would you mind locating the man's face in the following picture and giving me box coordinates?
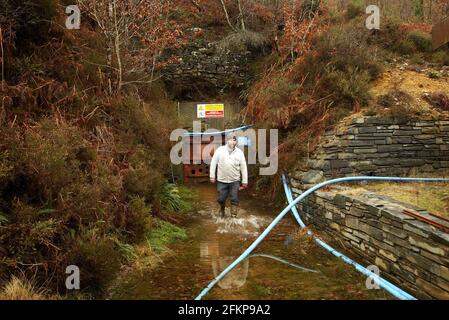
[227,138,237,149]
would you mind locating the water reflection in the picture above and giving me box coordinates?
[198,193,274,290]
[200,240,248,289]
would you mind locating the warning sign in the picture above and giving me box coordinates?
[197,104,225,118]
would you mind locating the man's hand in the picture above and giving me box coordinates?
[210,178,216,184]
[239,183,248,191]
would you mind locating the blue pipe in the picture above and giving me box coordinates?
[281,174,306,228]
[281,174,415,300]
[249,253,319,273]
[195,176,449,300]
[183,125,253,137]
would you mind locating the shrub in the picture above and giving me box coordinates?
[0,211,8,225]
[123,149,163,201]
[263,77,300,109]
[301,0,322,16]
[424,92,449,111]
[0,0,183,299]
[345,1,364,20]
[377,90,414,109]
[216,30,268,54]
[393,39,417,55]
[0,0,59,52]
[314,25,379,106]
[159,184,195,214]
[0,276,53,300]
[0,114,170,294]
[69,237,121,293]
[407,31,433,53]
[123,197,152,243]
[380,90,420,123]
[431,51,449,66]
[316,22,383,80]
[20,119,86,200]
[324,66,371,105]
[370,20,404,50]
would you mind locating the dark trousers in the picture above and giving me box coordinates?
[217,181,240,206]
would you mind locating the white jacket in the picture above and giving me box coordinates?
[210,145,248,184]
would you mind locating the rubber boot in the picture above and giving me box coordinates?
[218,204,225,218]
[230,205,239,218]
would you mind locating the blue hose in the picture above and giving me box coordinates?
[249,253,319,273]
[281,174,415,300]
[195,176,449,300]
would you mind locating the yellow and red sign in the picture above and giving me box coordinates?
[197,103,224,118]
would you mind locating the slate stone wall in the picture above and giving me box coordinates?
[290,115,449,299]
[289,187,449,299]
[162,41,252,98]
[300,117,449,183]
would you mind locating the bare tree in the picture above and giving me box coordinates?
[78,0,183,94]
[237,0,246,31]
[0,27,4,91]
[220,0,236,31]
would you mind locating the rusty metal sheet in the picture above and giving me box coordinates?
[182,139,216,181]
[432,16,449,50]
[402,209,449,233]
[183,163,210,182]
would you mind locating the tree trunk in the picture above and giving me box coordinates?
[113,0,122,93]
[0,27,4,91]
[237,0,246,31]
[107,1,114,95]
[220,0,235,31]
[0,27,4,124]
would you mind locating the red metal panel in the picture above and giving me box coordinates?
[402,209,449,233]
[182,139,220,181]
[432,17,449,50]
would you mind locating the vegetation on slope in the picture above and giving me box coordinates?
[0,0,193,298]
[242,0,449,179]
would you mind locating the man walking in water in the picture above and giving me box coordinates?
[210,136,248,218]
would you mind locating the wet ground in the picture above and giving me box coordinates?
[112,184,393,300]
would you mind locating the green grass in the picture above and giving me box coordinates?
[370,183,449,219]
[251,284,273,297]
[115,241,139,263]
[0,212,8,225]
[159,183,195,214]
[146,219,187,252]
[347,182,449,219]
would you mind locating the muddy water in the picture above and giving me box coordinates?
[113,184,393,300]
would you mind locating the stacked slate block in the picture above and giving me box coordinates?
[290,115,449,299]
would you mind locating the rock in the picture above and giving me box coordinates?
[409,236,446,256]
[416,278,449,299]
[301,170,324,184]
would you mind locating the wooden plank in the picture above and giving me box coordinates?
[432,16,449,50]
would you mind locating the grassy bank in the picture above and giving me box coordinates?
[0,0,190,298]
